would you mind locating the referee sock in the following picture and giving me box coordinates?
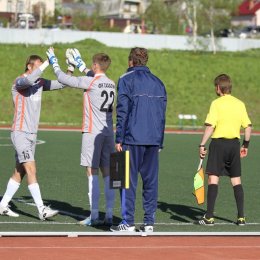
[103,176,115,219]
[0,178,20,208]
[88,175,100,220]
[233,184,244,218]
[206,184,218,219]
[28,183,44,213]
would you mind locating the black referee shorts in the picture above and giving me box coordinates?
[206,138,241,177]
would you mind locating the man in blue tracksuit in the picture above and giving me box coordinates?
[110,47,167,232]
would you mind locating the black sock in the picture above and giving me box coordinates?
[233,184,244,218]
[206,184,218,219]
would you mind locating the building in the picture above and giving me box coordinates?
[232,0,260,26]
[0,0,55,27]
[100,0,149,19]
[99,0,150,32]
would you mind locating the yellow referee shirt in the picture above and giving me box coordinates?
[205,95,251,139]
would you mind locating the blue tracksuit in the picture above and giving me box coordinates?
[116,66,167,225]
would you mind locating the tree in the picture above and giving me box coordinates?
[144,0,169,34]
[179,0,242,53]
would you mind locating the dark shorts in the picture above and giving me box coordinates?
[206,138,241,177]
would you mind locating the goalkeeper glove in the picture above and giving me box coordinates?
[65,48,76,72]
[46,47,60,73]
[71,48,87,73]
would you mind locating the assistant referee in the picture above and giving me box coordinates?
[195,73,252,226]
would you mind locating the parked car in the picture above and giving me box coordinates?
[18,13,36,29]
[203,28,234,38]
[216,28,235,38]
[238,26,260,39]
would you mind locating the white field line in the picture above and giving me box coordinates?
[11,199,260,226]
[1,220,260,226]
[0,137,45,147]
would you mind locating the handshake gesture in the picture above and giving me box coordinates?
[46,47,87,73]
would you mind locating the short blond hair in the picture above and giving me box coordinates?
[92,53,111,72]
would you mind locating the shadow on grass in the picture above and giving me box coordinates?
[11,196,121,231]
[157,201,234,223]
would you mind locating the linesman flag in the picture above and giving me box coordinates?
[110,151,130,189]
[193,158,205,205]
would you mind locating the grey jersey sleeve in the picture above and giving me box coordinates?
[15,68,43,90]
[55,69,93,90]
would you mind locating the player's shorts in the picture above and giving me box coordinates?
[11,131,36,163]
[206,138,241,177]
[80,132,114,168]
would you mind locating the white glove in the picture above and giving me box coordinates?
[70,48,87,73]
[46,47,60,72]
[65,48,76,72]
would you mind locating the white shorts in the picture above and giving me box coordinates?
[11,131,36,163]
[81,132,114,168]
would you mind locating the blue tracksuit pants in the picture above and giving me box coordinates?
[121,144,159,225]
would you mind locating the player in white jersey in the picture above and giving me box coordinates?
[47,47,115,226]
[0,55,62,220]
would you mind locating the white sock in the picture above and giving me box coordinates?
[88,175,99,220]
[28,183,44,213]
[0,178,20,207]
[104,176,115,219]
[88,175,93,208]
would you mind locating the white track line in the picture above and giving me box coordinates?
[1,231,260,237]
[0,246,260,249]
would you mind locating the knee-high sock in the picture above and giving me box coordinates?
[0,178,20,207]
[28,183,44,213]
[88,175,99,220]
[88,175,93,208]
[206,184,218,219]
[233,184,244,218]
[103,176,115,219]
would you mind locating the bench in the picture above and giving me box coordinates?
[178,114,197,129]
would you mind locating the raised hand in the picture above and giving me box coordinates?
[70,48,87,73]
[65,48,76,72]
[46,47,60,72]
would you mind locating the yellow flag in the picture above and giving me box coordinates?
[193,159,205,205]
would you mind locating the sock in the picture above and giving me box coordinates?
[206,184,218,219]
[88,175,93,208]
[233,184,244,218]
[28,183,44,213]
[0,178,20,207]
[88,175,99,220]
[103,176,115,219]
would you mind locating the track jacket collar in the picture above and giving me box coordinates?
[127,66,150,73]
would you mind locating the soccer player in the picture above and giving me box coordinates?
[110,47,167,232]
[195,73,252,226]
[46,47,115,226]
[0,55,62,220]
